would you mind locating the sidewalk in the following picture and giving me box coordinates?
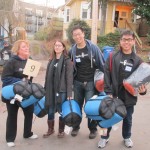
[0,93,150,150]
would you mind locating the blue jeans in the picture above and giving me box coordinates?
[73,80,97,131]
[101,106,134,139]
[48,92,66,121]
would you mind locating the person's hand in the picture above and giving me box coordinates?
[108,94,113,98]
[67,97,73,100]
[138,84,147,94]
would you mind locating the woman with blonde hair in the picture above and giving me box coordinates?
[1,40,38,147]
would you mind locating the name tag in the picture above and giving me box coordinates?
[76,58,81,63]
[125,66,132,72]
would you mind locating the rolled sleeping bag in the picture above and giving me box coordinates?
[2,84,15,100]
[98,98,127,128]
[62,100,82,127]
[94,69,104,92]
[20,83,45,108]
[84,92,115,120]
[1,81,32,101]
[34,96,47,118]
[123,62,150,96]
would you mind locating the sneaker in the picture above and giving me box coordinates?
[89,130,97,139]
[7,142,15,147]
[71,128,79,137]
[124,138,133,148]
[29,134,38,139]
[98,138,109,148]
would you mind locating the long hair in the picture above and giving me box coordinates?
[50,39,68,60]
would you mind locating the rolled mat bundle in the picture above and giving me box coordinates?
[2,81,45,108]
[34,96,47,118]
[61,100,82,127]
[123,62,150,96]
[84,92,127,128]
[94,69,104,92]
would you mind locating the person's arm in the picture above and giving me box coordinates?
[1,60,21,87]
[65,58,73,100]
[92,44,105,72]
[104,55,112,95]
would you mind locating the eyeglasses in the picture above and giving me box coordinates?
[121,38,134,42]
[54,44,63,47]
[73,33,83,38]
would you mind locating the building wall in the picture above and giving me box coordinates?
[63,0,136,40]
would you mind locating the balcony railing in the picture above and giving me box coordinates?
[25,11,33,16]
[26,19,33,24]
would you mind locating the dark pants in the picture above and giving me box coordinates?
[48,92,66,121]
[6,102,34,142]
[101,106,134,139]
[73,80,97,131]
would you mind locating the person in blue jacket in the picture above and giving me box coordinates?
[69,25,105,139]
[1,40,38,147]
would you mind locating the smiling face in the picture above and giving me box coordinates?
[54,41,65,56]
[72,28,85,45]
[17,42,30,59]
[120,35,135,54]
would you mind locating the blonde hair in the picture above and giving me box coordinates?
[11,40,30,54]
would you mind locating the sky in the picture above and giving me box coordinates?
[22,0,65,8]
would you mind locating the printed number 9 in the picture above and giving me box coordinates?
[30,65,35,72]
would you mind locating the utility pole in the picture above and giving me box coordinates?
[91,0,98,44]
[36,16,39,32]
[45,0,49,26]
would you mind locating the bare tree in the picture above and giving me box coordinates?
[0,0,21,43]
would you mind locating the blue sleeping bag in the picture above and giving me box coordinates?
[2,81,45,108]
[84,92,127,128]
[62,100,82,127]
[34,96,47,118]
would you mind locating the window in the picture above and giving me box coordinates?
[119,11,128,18]
[25,8,32,16]
[66,9,70,22]
[36,10,43,17]
[64,8,70,22]
[81,2,91,20]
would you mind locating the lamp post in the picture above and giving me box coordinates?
[91,0,98,44]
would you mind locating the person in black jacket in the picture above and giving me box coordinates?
[1,40,38,147]
[43,40,73,138]
[98,30,147,148]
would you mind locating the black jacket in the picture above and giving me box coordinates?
[104,50,143,106]
[1,55,28,87]
[44,55,73,110]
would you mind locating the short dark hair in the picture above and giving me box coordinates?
[71,25,84,34]
[120,30,135,39]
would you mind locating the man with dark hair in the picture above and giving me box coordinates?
[69,25,105,139]
[98,30,147,148]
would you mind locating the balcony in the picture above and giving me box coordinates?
[25,11,33,16]
[26,19,33,24]
[36,14,43,18]
[38,21,44,25]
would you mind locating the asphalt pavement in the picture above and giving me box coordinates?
[0,61,150,150]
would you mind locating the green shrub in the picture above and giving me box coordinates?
[97,30,121,50]
[34,28,48,41]
[66,19,91,44]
